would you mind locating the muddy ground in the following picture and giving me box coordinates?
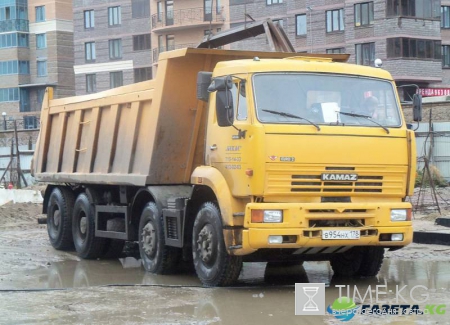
[0,190,449,324]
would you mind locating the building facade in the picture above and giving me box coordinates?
[229,0,445,100]
[150,0,230,68]
[0,0,74,125]
[73,0,153,95]
[73,0,230,95]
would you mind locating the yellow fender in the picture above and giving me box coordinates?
[191,166,247,227]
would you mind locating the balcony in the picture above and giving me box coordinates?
[152,43,198,63]
[0,19,29,33]
[151,7,225,32]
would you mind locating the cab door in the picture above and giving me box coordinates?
[205,80,252,196]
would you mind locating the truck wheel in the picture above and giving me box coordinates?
[47,187,75,250]
[139,202,179,274]
[192,202,242,287]
[72,193,107,259]
[357,247,385,276]
[330,247,363,277]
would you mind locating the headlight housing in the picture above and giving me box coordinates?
[390,209,411,221]
[251,210,283,223]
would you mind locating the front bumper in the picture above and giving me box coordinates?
[226,202,413,256]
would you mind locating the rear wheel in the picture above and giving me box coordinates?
[72,193,107,259]
[138,202,180,274]
[192,202,242,287]
[47,187,75,250]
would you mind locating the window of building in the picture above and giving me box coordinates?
[326,9,344,32]
[442,6,450,28]
[166,34,174,51]
[86,74,96,93]
[133,34,151,51]
[387,38,441,60]
[157,1,163,22]
[273,19,284,28]
[19,61,29,74]
[326,48,346,54]
[387,0,440,19]
[205,0,212,21]
[166,0,173,25]
[109,39,122,59]
[37,88,45,107]
[134,67,152,82]
[443,45,450,68]
[132,0,150,18]
[85,42,96,62]
[108,6,121,26]
[37,60,47,76]
[217,0,222,14]
[355,42,375,66]
[267,0,283,5]
[20,88,30,112]
[0,61,17,75]
[296,14,306,36]
[36,33,46,49]
[84,10,95,29]
[110,71,123,88]
[35,5,45,22]
[0,88,19,102]
[18,33,28,47]
[354,2,374,27]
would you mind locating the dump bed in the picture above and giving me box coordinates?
[33,48,348,186]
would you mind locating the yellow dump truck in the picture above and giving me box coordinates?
[33,48,418,286]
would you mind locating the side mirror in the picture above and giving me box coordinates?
[216,90,234,127]
[197,71,212,102]
[413,93,422,122]
[208,76,233,92]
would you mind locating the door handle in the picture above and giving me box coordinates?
[210,144,217,151]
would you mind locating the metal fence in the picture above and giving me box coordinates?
[415,122,450,181]
[1,116,40,131]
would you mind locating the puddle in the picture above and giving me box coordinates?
[1,258,450,324]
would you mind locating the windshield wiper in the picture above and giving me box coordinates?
[262,109,320,131]
[337,111,389,134]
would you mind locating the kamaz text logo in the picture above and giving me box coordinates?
[321,173,358,181]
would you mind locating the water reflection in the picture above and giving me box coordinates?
[1,259,450,324]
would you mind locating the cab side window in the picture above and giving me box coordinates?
[235,82,248,121]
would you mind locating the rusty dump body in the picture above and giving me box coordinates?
[33,48,348,186]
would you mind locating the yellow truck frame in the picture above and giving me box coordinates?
[34,48,416,286]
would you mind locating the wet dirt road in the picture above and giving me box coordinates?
[1,204,450,324]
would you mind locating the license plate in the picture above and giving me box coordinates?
[322,230,360,240]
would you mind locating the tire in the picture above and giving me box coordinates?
[357,247,385,276]
[47,187,75,250]
[330,247,363,277]
[138,202,180,274]
[192,202,242,287]
[72,193,107,259]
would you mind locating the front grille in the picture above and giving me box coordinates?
[291,174,383,193]
[266,164,406,196]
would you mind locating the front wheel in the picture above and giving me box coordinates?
[330,246,385,277]
[192,202,242,287]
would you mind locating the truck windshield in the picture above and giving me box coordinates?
[253,73,402,128]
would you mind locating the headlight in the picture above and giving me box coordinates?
[251,210,283,223]
[264,210,283,223]
[391,209,411,221]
